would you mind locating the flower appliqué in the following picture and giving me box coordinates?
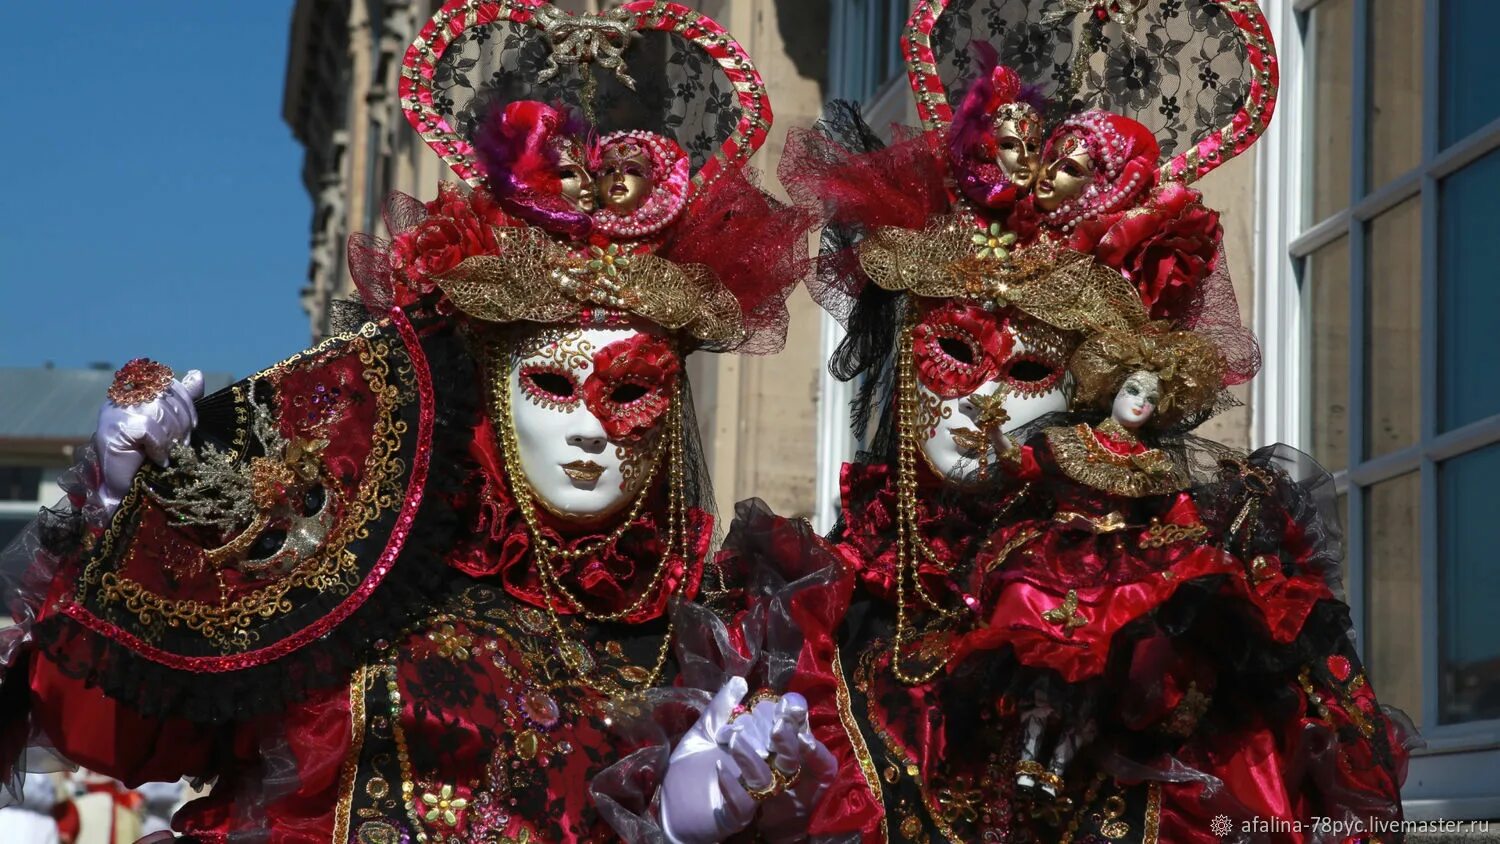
[427,623,473,661]
[971,222,1018,262]
[420,784,469,826]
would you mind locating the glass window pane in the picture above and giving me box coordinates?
[1366,472,1423,726]
[1439,149,1500,430]
[1440,444,1500,724]
[1308,0,1354,222]
[1368,0,1423,186]
[1365,198,1422,458]
[1441,0,1500,147]
[1304,237,1351,472]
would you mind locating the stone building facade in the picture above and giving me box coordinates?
[284,3,1500,824]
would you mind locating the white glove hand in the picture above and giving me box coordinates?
[719,693,836,844]
[660,677,760,844]
[94,369,204,514]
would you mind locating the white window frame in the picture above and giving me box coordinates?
[1257,0,1500,819]
[815,0,914,533]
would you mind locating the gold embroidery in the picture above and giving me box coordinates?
[440,227,747,348]
[832,646,888,839]
[1144,781,1163,844]
[981,526,1042,573]
[333,665,370,843]
[1046,424,1188,498]
[1142,518,1210,548]
[857,217,1147,330]
[427,623,474,661]
[1163,681,1211,737]
[1042,590,1090,637]
[1053,510,1128,534]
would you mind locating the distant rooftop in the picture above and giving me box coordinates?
[0,367,235,442]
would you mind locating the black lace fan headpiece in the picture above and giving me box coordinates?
[904,0,1278,185]
[400,0,770,194]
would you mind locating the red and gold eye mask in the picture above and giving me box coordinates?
[581,334,681,441]
[912,301,1013,398]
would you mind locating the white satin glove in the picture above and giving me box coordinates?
[720,692,837,844]
[660,677,760,844]
[93,369,204,514]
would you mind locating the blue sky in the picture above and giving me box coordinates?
[0,3,311,379]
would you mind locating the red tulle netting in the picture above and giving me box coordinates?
[657,167,814,355]
[778,118,952,323]
[347,171,811,355]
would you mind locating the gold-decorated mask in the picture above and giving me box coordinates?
[994,103,1043,191]
[554,139,595,213]
[1034,132,1096,212]
[597,145,654,215]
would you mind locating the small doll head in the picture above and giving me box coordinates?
[1035,111,1159,230]
[1112,370,1162,429]
[1069,327,1224,431]
[591,131,691,239]
[553,135,595,213]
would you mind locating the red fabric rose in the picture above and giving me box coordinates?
[1005,195,1046,246]
[390,184,502,291]
[1094,182,1223,322]
[581,334,682,441]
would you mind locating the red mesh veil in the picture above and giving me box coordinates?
[779,103,951,325]
[1181,244,1261,387]
[658,167,813,355]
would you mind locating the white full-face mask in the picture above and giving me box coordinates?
[507,324,680,522]
[911,301,1073,484]
[1111,370,1161,430]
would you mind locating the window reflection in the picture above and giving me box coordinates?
[1366,473,1423,726]
[1440,150,1500,431]
[1440,445,1500,725]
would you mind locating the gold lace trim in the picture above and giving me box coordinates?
[333,664,370,842]
[439,226,745,346]
[856,215,1147,332]
[1045,424,1187,498]
[832,646,888,840]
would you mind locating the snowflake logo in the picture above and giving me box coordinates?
[1210,814,1234,838]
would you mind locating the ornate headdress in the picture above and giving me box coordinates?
[905,0,1278,185]
[349,0,808,355]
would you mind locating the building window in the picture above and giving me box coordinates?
[816,0,912,533]
[0,466,42,502]
[1282,0,1500,814]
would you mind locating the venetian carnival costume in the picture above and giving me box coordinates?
[0,3,836,842]
[750,0,1415,841]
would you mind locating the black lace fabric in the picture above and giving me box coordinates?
[433,25,740,170]
[928,0,1253,160]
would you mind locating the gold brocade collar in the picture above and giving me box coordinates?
[1044,423,1187,498]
